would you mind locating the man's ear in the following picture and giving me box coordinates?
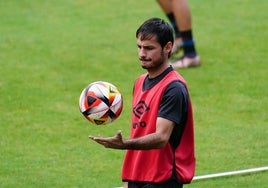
[164,41,173,54]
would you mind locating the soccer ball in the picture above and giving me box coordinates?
[79,81,123,125]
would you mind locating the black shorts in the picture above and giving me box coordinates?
[127,178,183,188]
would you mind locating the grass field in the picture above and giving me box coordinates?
[0,0,267,187]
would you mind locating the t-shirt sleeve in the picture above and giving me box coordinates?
[158,81,189,126]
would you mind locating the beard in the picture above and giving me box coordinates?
[141,50,165,70]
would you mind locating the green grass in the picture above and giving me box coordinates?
[0,0,267,187]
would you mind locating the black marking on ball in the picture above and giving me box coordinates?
[87,96,96,106]
[99,96,110,107]
[108,109,117,119]
[82,109,92,116]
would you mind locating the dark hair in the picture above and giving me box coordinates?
[136,18,174,49]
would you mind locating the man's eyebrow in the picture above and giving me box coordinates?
[137,43,154,48]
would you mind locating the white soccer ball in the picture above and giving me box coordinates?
[79,81,123,125]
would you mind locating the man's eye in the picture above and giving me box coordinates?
[146,47,153,50]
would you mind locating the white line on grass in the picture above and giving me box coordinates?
[193,166,268,180]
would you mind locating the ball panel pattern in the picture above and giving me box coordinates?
[79,81,123,125]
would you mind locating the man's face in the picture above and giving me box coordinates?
[137,35,166,70]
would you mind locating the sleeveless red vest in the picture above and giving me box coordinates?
[122,70,195,183]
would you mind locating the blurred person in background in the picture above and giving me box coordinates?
[157,0,201,68]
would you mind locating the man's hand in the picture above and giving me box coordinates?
[89,130,126,150]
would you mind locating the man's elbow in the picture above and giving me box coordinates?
[156,138,169,149]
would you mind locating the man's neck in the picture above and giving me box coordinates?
[147,62,170,79]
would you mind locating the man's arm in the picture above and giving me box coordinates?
[89,117,174,150]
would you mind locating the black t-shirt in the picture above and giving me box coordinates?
[143,66,189,148]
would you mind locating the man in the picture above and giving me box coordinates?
[90,18,195,188]
[157,0,201,68]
